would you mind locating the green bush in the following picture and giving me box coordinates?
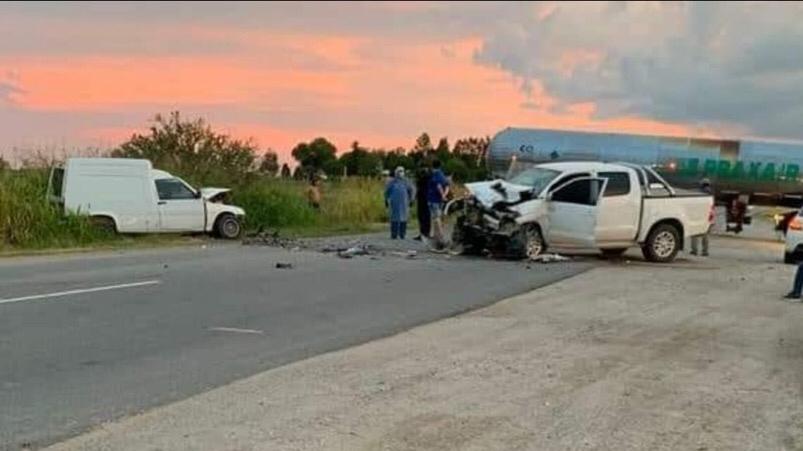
[232,177,387,231]
[0,169,116,250]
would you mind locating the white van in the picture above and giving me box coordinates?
[48,158,245,239]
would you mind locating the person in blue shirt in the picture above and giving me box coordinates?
[426,160,450,248]
[384,166,415,239]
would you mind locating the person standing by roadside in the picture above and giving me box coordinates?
[427,160,450,249]
[384,167,415,239]
[414,166,432,241]
[306,174,322,210]
[691,178,713,256]
[785,263,803,301]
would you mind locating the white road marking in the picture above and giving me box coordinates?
[208,327,264,335]
[0,280,161,305]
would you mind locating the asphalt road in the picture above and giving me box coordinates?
[0,241,591,450]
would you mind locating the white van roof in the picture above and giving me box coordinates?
[66,157,152,170]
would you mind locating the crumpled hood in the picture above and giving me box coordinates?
[464,180,532,208]
[200,187,231,200]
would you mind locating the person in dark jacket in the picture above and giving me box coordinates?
[414,167,432,241]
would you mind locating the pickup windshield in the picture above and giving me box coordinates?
[508,168,561,195]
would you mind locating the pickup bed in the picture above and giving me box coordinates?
[448,162,713,262]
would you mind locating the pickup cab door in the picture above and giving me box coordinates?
[544,177,607,249]
[596,171,640,243]
[154,178,206,232]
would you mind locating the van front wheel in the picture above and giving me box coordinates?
[215,214,242,239]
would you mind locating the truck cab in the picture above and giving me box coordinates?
[450,162,713,262]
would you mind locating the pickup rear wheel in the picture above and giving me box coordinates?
[642,223,680,263]
[215,214,242,239]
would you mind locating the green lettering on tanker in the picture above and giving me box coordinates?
[672,158,800,182]
[748,162,761,179]
[730,161,745,179]
[717,160,731,178]
[761,163,776,181]
[787,164,800,181]
[703,159,718,176]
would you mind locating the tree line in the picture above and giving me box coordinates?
[289,132,490,182]
[107,112,490,185]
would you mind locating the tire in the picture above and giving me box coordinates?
[90,216,117,234]
[509,224,545,260]
[641,223,680,263]
[601,248,628,258]
[785,252,796,264]
[450,217,483,256]
[215,214,242,239]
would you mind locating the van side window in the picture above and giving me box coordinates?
[599,172,631,197]
[551,179,604,206]
[155,179,196,200]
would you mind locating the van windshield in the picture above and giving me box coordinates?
[508,168,561,195]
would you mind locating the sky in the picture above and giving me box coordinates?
[2,1,803,163]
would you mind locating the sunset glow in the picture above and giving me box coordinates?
[2,1,801,162]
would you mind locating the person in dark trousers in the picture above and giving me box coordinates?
[691,178,713,256]
[414,167,432,241]
[785,264,803,301]
[427,159,450,249]
[384,167,415,239]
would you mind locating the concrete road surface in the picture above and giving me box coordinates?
[0,241,590,450]
[44,237,803,451]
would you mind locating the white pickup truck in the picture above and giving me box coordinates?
[48,158,246,238]
[449,162,713,262]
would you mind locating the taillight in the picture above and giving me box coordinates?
[790,217,803,231]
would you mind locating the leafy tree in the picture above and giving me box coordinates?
[445,158,469,182]
[381,147,414,173]
[0,156,8,171]
[339,141,383,176]
[280,163,292,178]
[112,111,257,186]
[435,137,450,154]
[291,137,338,178]
[257,150,279,176]
[413,132,433,154]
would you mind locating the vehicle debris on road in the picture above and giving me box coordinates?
[275,262,294,269]
[242,228,302,248]
[529,253,571,263]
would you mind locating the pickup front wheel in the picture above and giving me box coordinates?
[215,214,242,239]
[509,224,545,260]
[642,223,680,263]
